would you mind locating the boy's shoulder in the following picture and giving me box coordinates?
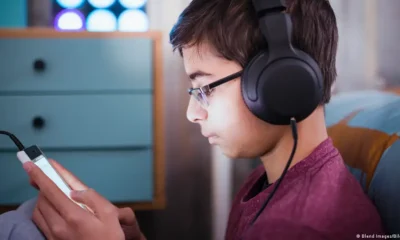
[299,158,384,236]
[258,151,384,238]
[230,141,385,239]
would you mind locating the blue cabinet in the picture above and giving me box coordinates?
[0,0,26,28]
[0,29,165,211]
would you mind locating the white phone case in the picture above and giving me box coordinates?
[17,150,88,210]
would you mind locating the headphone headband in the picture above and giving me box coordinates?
[253,0,293,56]
[252,0,287,13]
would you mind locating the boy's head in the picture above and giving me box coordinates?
[169,0,338,159]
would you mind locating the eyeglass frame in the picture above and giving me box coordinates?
[187,70,243,107]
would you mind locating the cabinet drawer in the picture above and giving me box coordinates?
[0,38,153,92]
[0,149,153,205]
[0,94,153,149]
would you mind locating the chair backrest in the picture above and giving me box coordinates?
[325,89,400,234]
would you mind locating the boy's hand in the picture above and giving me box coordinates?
[25,160,145,240]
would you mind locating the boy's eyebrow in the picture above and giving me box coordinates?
[188,70,212,81]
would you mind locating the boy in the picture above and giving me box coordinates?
[167,0,384,239]
[3,0,384,239]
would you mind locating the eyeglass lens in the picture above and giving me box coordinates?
[191,89,208,107]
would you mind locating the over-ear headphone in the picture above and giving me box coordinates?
[241,0,324,125]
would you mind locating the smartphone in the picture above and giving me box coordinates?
[17,145,88,210]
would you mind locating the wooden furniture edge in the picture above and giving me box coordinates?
[0,28,166,213]
[152,30,166,210]
[0,27,162,39]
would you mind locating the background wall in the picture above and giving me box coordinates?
[330,0,381,92]
[377,0,400,87]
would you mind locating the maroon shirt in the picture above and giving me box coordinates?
[226,138,384,240]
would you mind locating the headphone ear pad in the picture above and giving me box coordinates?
[241,50,323,125]
[241,51,275,122]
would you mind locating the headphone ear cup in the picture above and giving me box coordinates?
[242,50,323,125]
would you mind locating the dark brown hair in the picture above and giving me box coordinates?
[169,0,339,104]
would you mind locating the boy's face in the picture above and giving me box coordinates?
[182,43,283,159]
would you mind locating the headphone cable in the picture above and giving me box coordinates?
[0,130,25,151]
[249,118,298,226]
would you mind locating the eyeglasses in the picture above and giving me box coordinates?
[188,70,243,108]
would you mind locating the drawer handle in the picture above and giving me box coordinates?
[33,59,46,72]
[32,116,45,130]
